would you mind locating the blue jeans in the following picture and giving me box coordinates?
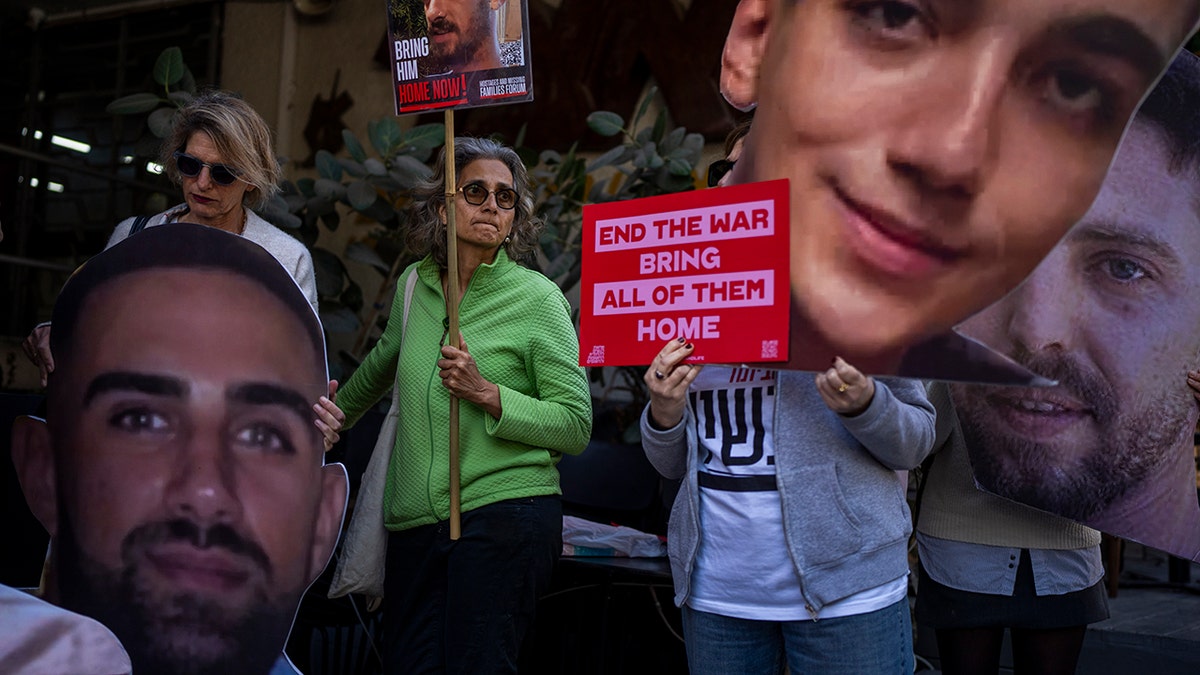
[381,496,562,674]
[681,599,914,674]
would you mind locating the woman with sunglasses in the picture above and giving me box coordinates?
[334,137,591,673]
[113,89,316,313]
[23,90,320,390]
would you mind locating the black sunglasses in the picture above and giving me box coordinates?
[707,158,736,188]
[459,183,518,210]
[173,151,243,186]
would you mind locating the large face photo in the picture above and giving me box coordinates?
[952,52,1200,560]
[720,0,1200,377]
[13,225,348,675]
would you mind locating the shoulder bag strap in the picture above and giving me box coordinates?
[128,214,152,235]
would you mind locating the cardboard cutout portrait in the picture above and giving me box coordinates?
[11,224,349,675]
[957,51,1200,561]
[386,0,533,113]
[713,0,1200,380]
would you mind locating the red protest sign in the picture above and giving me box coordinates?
[385,0,534,115]
[580,179,790,367]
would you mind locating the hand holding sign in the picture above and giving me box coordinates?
[644,338,704,429]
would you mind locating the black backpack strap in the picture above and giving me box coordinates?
[128,214,152,235]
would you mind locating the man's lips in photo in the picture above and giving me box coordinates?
[982,386,1096,441]
[428,20,456,38]
[143,542,258,594]
[834,186,968,280]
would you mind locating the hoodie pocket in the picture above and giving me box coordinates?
[786,463,863,567]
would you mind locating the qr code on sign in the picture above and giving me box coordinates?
[761,340,779,359]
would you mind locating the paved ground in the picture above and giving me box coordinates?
[917,542,1200,675]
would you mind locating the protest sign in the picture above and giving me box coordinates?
[580,179,790,368]
[385,0,533,114]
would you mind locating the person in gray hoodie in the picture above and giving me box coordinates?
[641,338,935,674]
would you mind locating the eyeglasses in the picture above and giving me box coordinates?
[459,183,518,210]
[173,151,243,186]
[707,158,736,188]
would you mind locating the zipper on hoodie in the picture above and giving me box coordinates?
[774,374,820,622]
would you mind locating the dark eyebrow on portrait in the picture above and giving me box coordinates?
[467,179,515,191]
[1069,223,1182,269]
[1047,15,1167,83]
[83,371,186,406]
[227,382,314,424]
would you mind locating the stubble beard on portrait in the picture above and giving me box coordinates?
[55,511,297,675]
[954,347,1191,522]
[426,3,493,72]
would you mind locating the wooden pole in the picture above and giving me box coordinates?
[444,111,462,540]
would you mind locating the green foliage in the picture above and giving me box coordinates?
[106,47,197,138]
[386,0,425,36]
[109,48,706,435]
[152,47,186,87]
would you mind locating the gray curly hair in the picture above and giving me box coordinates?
[160,90,281,210]
[407,137,542,268]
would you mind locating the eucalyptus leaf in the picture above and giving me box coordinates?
[364,157,388,176]
[147,107,177,138]
[588,180,611,204]
[153,47,185,86]
[655,169,696,193]
[347,180,379,210]
[587,111,625,137]
[667,156,692,177]
[641,142,662,169]
[375,174,403,192]
[403,123,446,150]
[633,87,657,127]
[257,202,302,230]
[313,178,347,200]
[586,145,627,173]
[105,93,162,115]
[311,247,347,298]
[369,117,403,156]
[342,128,367,162]
[306,195,336,216]
[167,90,194,107]
[321,209,341,232]
[390,155,434,185]
[315,150,343,181]
[296,177,316,198]
[662,127,686,153]
[178,66,198,95]
[284,194,306,212]
[339,158,367,178]
[651,109,667,144]
[345,241,391,273]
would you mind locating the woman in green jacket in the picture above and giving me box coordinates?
[336,137,592,673]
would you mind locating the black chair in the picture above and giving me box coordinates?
[520,438,686,674]
[557,438,666,533]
